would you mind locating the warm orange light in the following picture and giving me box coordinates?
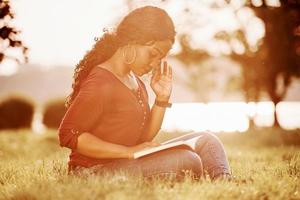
[162,101,299,133]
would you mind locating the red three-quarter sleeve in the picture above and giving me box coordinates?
[58,73,110,150]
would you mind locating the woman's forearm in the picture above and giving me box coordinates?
[76,132,131,159]
[139,103,167,142]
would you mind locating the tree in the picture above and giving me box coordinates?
[250,1,300,126]
[214,30,265,128]
[223,1,300,127]
[173,0,300,127]
[0,0,28,64]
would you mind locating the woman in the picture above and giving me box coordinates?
[58,6,231,181]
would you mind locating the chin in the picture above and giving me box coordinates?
[133,69,146,77]
[132,70,143,77]
[138,71,147,77]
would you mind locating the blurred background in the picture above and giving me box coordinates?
[0,0,299,134]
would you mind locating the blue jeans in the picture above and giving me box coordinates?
[70,131,231,181]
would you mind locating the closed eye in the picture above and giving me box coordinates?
[150,49,160,58]
[152,47,165,59]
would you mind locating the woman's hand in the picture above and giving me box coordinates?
[150,61,172,101]
[127,141,161,159]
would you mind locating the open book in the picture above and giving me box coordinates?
[133,135,203,159]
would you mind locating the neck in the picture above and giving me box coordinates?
[101,49,131,78]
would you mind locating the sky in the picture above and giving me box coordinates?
[0,0,265,75]
[0,0,126,75]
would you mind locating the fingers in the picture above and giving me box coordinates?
[144,141,161,147]
[151,60,172,84]
[159,75,171,83]
[168,65,172,79]
[150,141,161,146]
[151,67,160,83]
[163,61,167,75]
[151,63,161,78]
[162,61,172,79]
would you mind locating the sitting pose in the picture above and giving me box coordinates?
[58,6,231,181]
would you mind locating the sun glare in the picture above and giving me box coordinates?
[161,101,298,133]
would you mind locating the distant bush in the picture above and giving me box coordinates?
[0,95,35,130]
[42,98,66,129]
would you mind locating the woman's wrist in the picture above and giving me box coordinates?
[154,96,172,108]
[155,96,170,102]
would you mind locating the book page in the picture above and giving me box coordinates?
[183,135,203,149]
[133,135,203,159]
[160,131,195,145]
[133,140,184,159]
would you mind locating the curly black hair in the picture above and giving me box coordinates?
[65,6,176,108]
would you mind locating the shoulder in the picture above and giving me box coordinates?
[79,67,115,95]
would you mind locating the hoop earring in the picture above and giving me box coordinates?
[122,45,137,65]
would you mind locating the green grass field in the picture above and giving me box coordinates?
[0,128,299,200]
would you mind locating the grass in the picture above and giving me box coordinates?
[0,128,299,200]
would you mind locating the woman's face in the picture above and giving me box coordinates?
[130,39,173,76]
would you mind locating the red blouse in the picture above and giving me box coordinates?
[58,67,151,169]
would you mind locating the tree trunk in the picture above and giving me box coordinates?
[249,116,256,130]
[273,104,280,127]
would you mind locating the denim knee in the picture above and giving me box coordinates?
[196,132,222,148]
[203,131,221,141]
[172,149,204,178]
